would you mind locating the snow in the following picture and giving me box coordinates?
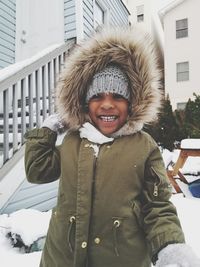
[0,209,51,266]
[89,144,100,157]
[0,209,51,246]
[1,147,200,266]
[0,43,63,84]
[171,194,200,256]
[181,138,200,149]
[162,148,174,167]
[79,122,114,156]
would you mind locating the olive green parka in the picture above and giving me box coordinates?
[24,27,185,267]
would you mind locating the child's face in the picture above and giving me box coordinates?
[88,93,129,136]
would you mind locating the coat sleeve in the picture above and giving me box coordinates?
[24,127,61,184]
[141,144,185,263]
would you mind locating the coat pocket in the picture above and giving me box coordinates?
[110,201,144,257]
[50,208,76,254]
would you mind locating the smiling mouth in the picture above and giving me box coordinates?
[98,115,118,122]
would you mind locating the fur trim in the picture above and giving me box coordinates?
[56,26,163,136]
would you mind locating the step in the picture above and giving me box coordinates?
[0,116,37,133]
[0,108,49,119]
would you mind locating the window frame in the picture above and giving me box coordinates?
[94,0,106,29]
[136,5,144,22]
[176,18,188,39]
[176,61,189,82]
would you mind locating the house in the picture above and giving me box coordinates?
[0,0,130,68]
[0,0,130,214]
[159,0,200,110]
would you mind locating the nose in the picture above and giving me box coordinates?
[100,95,115,110]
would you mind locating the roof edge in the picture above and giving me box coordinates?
[120,0,131,15]
[158,0,186,26]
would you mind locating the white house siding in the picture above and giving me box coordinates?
[64,0,76,40]
[163,0,200,109]
[83,0,94,38]
[102,0,129,26]
[0,0,16,69]
[78,0,130,40]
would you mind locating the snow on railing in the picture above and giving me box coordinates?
[0,40,75,168]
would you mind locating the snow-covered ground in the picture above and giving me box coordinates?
[1,146,200,267]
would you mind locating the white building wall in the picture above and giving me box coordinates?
[163,0,200,109]
[122,0,164,69]
[122,0,152,31]
[15,0,64,62]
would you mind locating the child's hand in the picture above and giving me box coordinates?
[155,244,200,267]
[41,113,65,133]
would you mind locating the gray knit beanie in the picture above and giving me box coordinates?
[86,64,130,103]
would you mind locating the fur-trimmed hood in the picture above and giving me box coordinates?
[56,26,163,137]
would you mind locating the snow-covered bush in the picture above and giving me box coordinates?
[0,209,51,253]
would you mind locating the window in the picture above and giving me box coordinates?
[136,5,144,22]
[94,1,105,29]
[177,102,187,110]
[176,62,189,82]
[176,18,188,38]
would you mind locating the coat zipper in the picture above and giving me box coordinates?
[150,166,161,197]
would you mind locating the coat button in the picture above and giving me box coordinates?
[81,241,87,248]
[94,237,101,244]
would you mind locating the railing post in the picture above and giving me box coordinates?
[49,59,55,114]
[28,73,34,130]
[36,68,42,127]
[12,83,18,152]
[42,64,48,120]
[3,89,9,163]
[21,78,28,144]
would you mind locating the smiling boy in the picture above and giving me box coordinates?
[87,65,130,136]
[24,27,200,267]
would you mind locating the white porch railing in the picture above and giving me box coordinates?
[0,40,75,170]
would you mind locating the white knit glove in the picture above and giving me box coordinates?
[41,113,65,133]
[155,244,200,267]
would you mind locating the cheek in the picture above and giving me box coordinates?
[122,111,129,121]
[88,103,96,116]
[121,104,129,118]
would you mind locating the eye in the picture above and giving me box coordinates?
[112,93,125,100]
[90,94,102,100]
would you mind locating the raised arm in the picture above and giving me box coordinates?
[24,114,65,184]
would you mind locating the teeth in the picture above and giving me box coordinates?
[100,116,117,122]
